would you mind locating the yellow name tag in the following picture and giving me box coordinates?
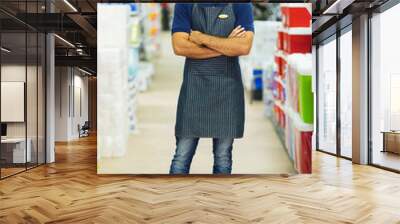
[218,14,229,19]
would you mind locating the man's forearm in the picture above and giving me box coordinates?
[197,32,253,57]
[173,36,222,59]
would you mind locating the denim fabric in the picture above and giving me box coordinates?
[212,138,234,174]
[169,137,234,174]
[169,137,199,174]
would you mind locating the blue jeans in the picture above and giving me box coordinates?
[169,137,234,174]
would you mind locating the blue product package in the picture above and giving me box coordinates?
[253,69,263,90]
[130,4,138,13]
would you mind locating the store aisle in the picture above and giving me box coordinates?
[99,32,295,174]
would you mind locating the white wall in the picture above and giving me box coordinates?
[71,73,89,138]
[55,67,89,141]
[1,66,26,139]
[1,65,38,138]
[55,66,69,141]
[1,63,46,164]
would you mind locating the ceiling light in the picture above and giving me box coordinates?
[63,0,78,12]
[78,67,93,76]
[54,34,75,48]
[76,49,85,55]
[1,47,11,53]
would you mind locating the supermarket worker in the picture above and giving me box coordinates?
[169,3,254,174]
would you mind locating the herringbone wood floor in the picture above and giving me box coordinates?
[0,135,400,224]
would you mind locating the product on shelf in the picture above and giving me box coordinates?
[277,28,285,51]
[286,107,313,173]
[140,3,161,60]
[268,3,313,174]
[280,4,312,54]
[286,55,299,112]
[283,28,312,54]
[286,53,313,118]
[274,51,287,78]
[252,69,264,100]
[127,4,141,134]
[281,3,312,28]
[129,4,140,45]
[296,55,313,124]
[263,64,276,117]
[274,100,286,129]
[299,131,312,173]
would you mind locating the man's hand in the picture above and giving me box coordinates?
[198,30,254,57]
[189,30,204,45]
[229,26,246,38]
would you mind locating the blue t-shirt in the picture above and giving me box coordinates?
[172,3,255,34]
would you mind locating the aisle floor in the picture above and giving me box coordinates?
[99,32,295,174]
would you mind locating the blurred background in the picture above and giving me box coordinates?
[96,3,313,174]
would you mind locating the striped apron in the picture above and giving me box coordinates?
[175,3,245,139]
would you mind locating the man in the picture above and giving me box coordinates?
[169,3,254,174]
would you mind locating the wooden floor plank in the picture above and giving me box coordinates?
[0,135,400,223]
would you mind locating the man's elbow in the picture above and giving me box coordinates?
[242,46,252,56]
[173,45,184,56]
[172,41,188,56]
[238,45,252,56]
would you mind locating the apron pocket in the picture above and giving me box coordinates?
[188,58,228,77]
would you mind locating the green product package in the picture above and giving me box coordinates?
[298,74,314,124]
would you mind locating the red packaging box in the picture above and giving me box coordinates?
[283,28,312,54]
[281,4,312,28]
[298,131,312,173]
[274,52,287,78]
[277,30,285,50]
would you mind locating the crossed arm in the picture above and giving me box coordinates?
[172,32,223,59]
[172,26,254,59]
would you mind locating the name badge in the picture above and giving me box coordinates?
[218,14,229,19]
